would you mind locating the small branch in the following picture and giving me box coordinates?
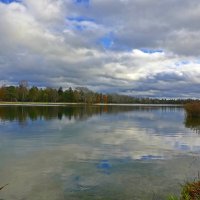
[0,184,8,191]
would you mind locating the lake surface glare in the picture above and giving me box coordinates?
[0,105,200,200]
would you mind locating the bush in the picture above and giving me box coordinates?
[184,102,200,118]
[168,180,200,200]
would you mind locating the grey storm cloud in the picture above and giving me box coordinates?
[0,0,200,98]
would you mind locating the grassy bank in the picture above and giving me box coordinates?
[184,102,200,117]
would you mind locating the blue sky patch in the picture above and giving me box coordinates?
[66,23,86,31]
[0,0,21,4]
[74,0,90,6]
[175,60,190,66]
[195,60,200,64]
[99,34,114,49]
[67,16,95,31]
[68,16,94,22]
[140,48,163,54]
[75,0,89,2]
[74,25,86,31]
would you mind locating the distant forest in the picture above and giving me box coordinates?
[0,81,198,104]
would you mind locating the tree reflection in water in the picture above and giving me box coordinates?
[0,105,181,126]
[184,102,200,134]
[185,115,200,134]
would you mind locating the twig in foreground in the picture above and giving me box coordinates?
[0,184,8,191]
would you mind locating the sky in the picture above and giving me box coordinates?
[0,0,200,98]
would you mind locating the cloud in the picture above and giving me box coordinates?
[0,0,200,98]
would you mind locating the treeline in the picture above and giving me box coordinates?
[0,82,199,104]
[107,94,199,104]
[0,82,108,103]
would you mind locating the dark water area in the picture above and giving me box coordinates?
[0,105,200,200]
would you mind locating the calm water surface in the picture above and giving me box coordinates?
[0,105,200,200]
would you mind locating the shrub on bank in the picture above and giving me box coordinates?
[184,102,200,117]
[168,180,200,200]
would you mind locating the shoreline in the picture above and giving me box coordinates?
[0,102,85,106]
[0,102,183,107]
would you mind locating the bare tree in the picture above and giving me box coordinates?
[19,80,28,102]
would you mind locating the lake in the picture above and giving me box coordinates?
[0,105,200,200]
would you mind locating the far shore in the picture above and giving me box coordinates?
[0,102,183,106]
[0,102,85,106]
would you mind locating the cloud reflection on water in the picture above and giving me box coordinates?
[1,105,200,199]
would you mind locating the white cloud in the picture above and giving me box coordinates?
[24,0,64,22]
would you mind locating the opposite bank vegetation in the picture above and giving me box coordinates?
[0,82,199,104]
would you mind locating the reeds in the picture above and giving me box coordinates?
[181,181,200,200]
[168,180,200,200]
[184,102,200,118]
